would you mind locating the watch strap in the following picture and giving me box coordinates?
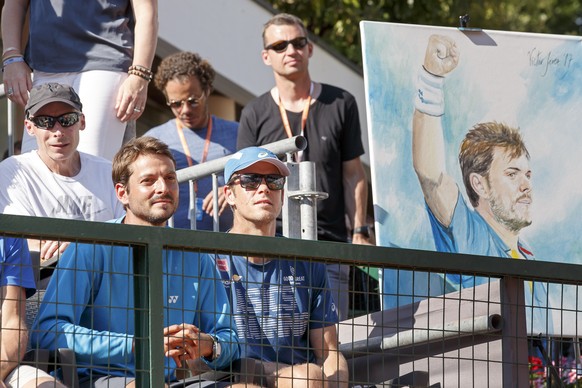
[353,225,371,238]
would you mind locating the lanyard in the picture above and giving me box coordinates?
[278,82,313,161]
[176,116,213,193]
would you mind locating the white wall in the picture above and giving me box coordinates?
[157,0,370,165]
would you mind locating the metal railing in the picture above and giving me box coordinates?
[2,213,582,386]
[1,84,18,158]
[175,135,326,240]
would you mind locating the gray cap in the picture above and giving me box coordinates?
[25,83,83,117]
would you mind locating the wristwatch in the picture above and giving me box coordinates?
[353,225,371,238]
[205,334,221,361]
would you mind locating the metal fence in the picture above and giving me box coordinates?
[2,213,582,387]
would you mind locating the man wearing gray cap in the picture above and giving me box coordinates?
[214,146,348,388]
[0,83,123,261]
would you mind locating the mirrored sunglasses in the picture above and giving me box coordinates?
[29,112,81,129]
[166,94,204,110]
[265,37,308,53]
[228,173,286,190]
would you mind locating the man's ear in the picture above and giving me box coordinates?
[79,113,86,131]
[115,183,129,206]
[262,49,272,66]
[307,42,314,58]
[470,173,488,198]
[224,184,236,207]
[24,120,35,136]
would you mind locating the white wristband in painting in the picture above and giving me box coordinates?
[414,66,445,117]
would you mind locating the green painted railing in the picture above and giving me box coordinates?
[2,213,582,386]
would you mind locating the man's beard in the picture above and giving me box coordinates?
[144,195,177,225]
[489,191,532,233]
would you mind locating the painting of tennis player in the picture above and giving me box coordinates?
[361,22,582,335]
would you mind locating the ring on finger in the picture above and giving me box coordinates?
[7,87,14,95]
[133,107,142,112]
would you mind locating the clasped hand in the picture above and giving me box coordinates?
[162,323,212,367]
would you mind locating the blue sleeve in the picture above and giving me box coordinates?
[1,237,35,296]
[309,262,339,329]
[426,195,493,288]
[31,243,134,365]
[197,254,240,369]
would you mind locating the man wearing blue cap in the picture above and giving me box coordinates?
[215,146,348,388]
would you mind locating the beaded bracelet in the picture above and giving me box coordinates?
[129,64,152,74]
[128,69,152,82]
[129,65,153,77]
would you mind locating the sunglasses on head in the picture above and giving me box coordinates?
[228,173,286,190]
[166,93,205,110]
[29,112,81,129]
[265,37,308,53]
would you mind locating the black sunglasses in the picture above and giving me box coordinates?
[228,173,286,191]
[265,37,308,53]
[29,112,81,129]
[166,93,205,110]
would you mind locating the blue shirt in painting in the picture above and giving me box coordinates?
[427,192,551,334]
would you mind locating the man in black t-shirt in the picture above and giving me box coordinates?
[237,13,372,321]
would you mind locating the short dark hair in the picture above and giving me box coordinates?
[112,136,176,188]
[459,122,529,207]
[262,13,308,48]
[154,51,216,95]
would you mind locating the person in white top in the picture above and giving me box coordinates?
[0,83,123,261]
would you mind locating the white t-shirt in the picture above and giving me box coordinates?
[0,151,123,221]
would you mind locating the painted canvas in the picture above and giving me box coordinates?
[361,21,581,336]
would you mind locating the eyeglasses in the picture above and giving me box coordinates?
[29,112,81,129]
[166,93,205,110]
[265,37,308,53]
[228,173,286,191]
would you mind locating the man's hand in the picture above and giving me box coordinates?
[423,35,460,77]
[162,323,213,367]
[40,240,70,263]
[352,233,373,246]
[202,188,228,217]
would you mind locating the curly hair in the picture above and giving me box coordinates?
[459,122,529,207]
[154,51,216,95]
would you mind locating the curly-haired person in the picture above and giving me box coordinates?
[144,52,238,231]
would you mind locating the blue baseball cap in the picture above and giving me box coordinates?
[224,147,290,182]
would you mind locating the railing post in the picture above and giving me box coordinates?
[134,243,165,387]
[7,98,16,157]
[189,181,196,230]
[212,173,219,232]
[286,161,328,241]
[501,276,529,386]
[283,161,300,239]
